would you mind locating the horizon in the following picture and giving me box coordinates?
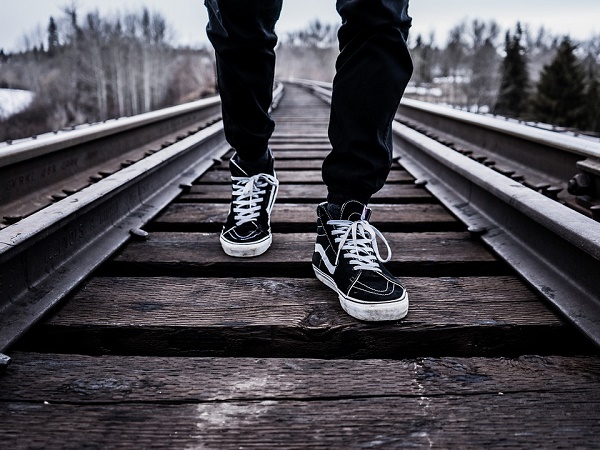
[1,0,599,52]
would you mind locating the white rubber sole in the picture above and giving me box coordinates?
[220,234,272,258]
[313,265,409,321]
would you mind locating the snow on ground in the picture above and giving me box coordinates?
[404,86,443,97]
[0,88,35,118]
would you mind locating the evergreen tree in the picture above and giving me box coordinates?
[47,17,59,56]
[586,74,600,132]
[530,37,587,128]
[494,23,529,117]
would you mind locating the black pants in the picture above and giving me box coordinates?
[205,0,413,204]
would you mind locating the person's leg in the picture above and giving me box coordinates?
[205,0,282,257]
[312,0,413,320]
[205,0,283,164]
[324,0,413,204]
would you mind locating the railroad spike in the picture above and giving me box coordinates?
[129,228,149,241]
[591,205,600,222]
[3,215,23,224]
[0,353,11,371]
[545,186,563,200]
[467,225,488,237]
[51,193,68,201]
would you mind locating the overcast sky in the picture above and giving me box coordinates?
[1,0,599,51]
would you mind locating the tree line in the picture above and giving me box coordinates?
[1,14,599,142]
[493,24,599,132]
[276,19,600,134]
[0,8,215,141]
[410,21,600,133]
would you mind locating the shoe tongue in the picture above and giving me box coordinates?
[340,200,370,222]
[230,151,274,177]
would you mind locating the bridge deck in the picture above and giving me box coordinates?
[1,84,599,448]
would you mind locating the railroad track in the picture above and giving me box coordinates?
[301,79,600,218]
[1,82,599,447]
[299,79,600,346]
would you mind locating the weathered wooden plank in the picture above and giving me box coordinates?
[1,394,598,448]
[213,159,326,170]
[269,137,330,145]
[220,149,331,161]
[271,132,329,138]
[179,184,433,203]
[149,203,463,233]
[108,232,502,277]
[18,276,591,357]
[270,143,332,151]
[197,169,413,184]
[2,353,599,402]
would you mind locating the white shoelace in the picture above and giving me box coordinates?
[231,173,278,226]
[329,219,392,272]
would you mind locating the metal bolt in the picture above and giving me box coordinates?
[568,173,593,196]
[591,205,600,222]
[414,179,428,187]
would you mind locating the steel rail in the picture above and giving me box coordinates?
[0,83,284,353]
[0,96,223,168]
[0,96,222,227]
[293,79,600,161]
[395,99,600,216]
[294,79,600,347]
[0,122,228,352]
[294,79,600,218]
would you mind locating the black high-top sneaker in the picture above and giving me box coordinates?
[312,200,409,321]
[220,153,279,257]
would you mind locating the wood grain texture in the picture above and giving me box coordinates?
[1,394,599,448]
[179,184,433,203]
[3,353,599,402]
[270,143,332,151]
[149,203,462,233]
[107,232,504,277]
[16,276,590,357]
